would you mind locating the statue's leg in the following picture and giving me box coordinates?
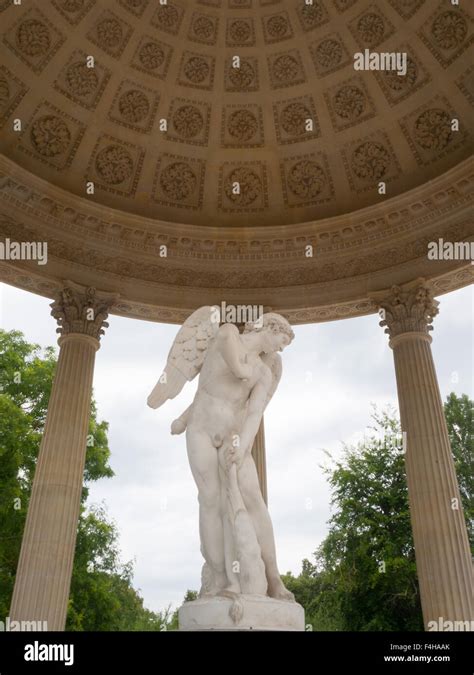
[238,455,295,601]
[219,465,241,594]
[186,426,227,594]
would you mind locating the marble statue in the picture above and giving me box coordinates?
[147,306,300,626]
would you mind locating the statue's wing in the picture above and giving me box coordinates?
[147,305,220,409]
[260,351,282,410]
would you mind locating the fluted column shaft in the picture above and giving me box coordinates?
[376,280,473,629]
[392,332,473,626]
[10,282,115,631]
[251,419,268,505]
[10,334,98,630]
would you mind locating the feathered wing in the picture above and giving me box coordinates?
[147,305,220,409]
[260,351,282,410]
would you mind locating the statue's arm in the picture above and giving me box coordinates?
[171,403,192,435]
[238,371,271,456]
[216,324,252,380]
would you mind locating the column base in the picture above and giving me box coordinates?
[178,595,305,631]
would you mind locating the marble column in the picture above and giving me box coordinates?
[374,280,473,628]
[252,419,268,505]
[9,283,116,631]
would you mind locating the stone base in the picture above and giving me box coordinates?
[178,595,305,631]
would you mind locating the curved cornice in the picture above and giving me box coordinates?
[0,154,472,324]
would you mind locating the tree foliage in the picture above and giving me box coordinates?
[0,329,172,630]
[444,392,473,551]
[285,396,472,631]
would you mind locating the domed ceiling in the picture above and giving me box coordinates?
[0,0,473,323]
[0,0,473,227]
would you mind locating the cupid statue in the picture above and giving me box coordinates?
[147,306,295,605]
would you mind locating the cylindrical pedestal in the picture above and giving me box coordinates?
[9,333,99,631]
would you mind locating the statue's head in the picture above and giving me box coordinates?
[243,312,294,354]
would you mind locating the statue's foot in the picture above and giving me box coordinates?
[199,566,228,598]
[267,578,295,603]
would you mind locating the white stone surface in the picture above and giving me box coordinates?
[179,595,305,632]
[148,307,297,604]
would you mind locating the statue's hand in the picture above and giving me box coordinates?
[171,418,186,435]
[224,443,246,469]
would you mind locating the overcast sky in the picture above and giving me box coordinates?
[0,282,472,614]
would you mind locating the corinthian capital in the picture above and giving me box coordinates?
[375,280,439,341]
[51,282,117,342]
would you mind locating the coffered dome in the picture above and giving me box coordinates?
[1,0,473,227]
[0,0,473,322]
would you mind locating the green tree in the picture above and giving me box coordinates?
[302,407,423,631]
[67,504,173,631]
[288,395,472,631]
[0,329,172,630]
[167,590,199,631]
[444,392,473,552]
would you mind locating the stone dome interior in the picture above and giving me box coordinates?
[0,0,473,229]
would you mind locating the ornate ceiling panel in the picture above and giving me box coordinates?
[0,0,473,228]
